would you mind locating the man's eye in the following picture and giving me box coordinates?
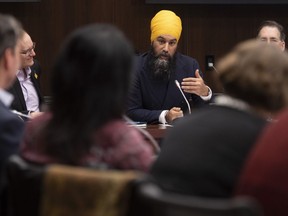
[169,41,176,46]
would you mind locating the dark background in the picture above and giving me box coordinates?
[0,0,287,95]
[146,0,288,4]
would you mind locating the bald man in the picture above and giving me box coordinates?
[126,10,212,124]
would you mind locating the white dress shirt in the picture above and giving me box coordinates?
[16,68,39,112]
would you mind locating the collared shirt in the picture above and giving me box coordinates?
[0,88,14,107]
[16,68,39,112]
[213,95,250,112]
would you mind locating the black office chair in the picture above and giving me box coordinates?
[129,180,262,216]
[6,155,143,216]
[6,155,45,216]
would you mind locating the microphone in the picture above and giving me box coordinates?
[174,80,191,114]
[11,110,32,119]
[208,62,218,73]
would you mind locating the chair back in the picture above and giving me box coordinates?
[6,155,45,216]
[6,155,143,216]
[40,164,141,216]
[130,181,262,216]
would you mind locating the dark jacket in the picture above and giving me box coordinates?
[150,105,267,198]
[126,52,206,124]
[0,100,24,213]
[8,60,43,115]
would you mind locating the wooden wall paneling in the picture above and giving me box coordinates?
[113,0,176,54]
[86,0,115,23]
[2,0,288,95]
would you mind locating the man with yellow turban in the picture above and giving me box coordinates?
[127,10,212,124]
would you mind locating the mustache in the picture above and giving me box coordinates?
[157,52,171,59]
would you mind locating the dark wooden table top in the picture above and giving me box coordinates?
[144,124,172,139]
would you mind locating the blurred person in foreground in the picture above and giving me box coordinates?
[0,13,24,213]
[235,109,288,216]
[150,39,288,198]
[126,10,212,124]
[20,24,154,171]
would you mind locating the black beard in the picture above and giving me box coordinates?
[148,50,175,80]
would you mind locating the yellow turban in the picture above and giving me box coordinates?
[150,10,182,43]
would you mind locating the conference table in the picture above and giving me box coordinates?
[128,122,173,149]
[145,124,172,141]
[138,124,173,149]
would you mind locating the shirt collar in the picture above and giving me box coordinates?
[213,94,250,112]
[16,67,32,80]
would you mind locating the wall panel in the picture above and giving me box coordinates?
[1,0,288,94]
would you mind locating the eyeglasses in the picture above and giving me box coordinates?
[20,42,36,56]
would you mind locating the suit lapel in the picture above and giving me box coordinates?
[30,69,43,104]
[12,78,27,110]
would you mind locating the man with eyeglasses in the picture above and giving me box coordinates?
[257,20,286,51]
[126,10,212,125]
[8,31,43,120]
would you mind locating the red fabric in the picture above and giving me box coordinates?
[235,109,288,216]
[20,112,154,172]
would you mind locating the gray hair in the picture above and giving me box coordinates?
[0,13,23,58]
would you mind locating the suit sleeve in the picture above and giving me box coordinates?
[0,114,24,195]
[0,116,24,161]
[126,57,162,124]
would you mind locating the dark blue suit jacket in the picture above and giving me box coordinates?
[0,100,24,211]
[126,52,206,124]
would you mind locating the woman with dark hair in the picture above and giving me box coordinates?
[20,24,154,171]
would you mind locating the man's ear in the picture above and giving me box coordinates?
[0,48,15,89]
[282,42,286,51]
[2,48,13,71]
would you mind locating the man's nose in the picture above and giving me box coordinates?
[30,49,36,56]
[163,42,169,52]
